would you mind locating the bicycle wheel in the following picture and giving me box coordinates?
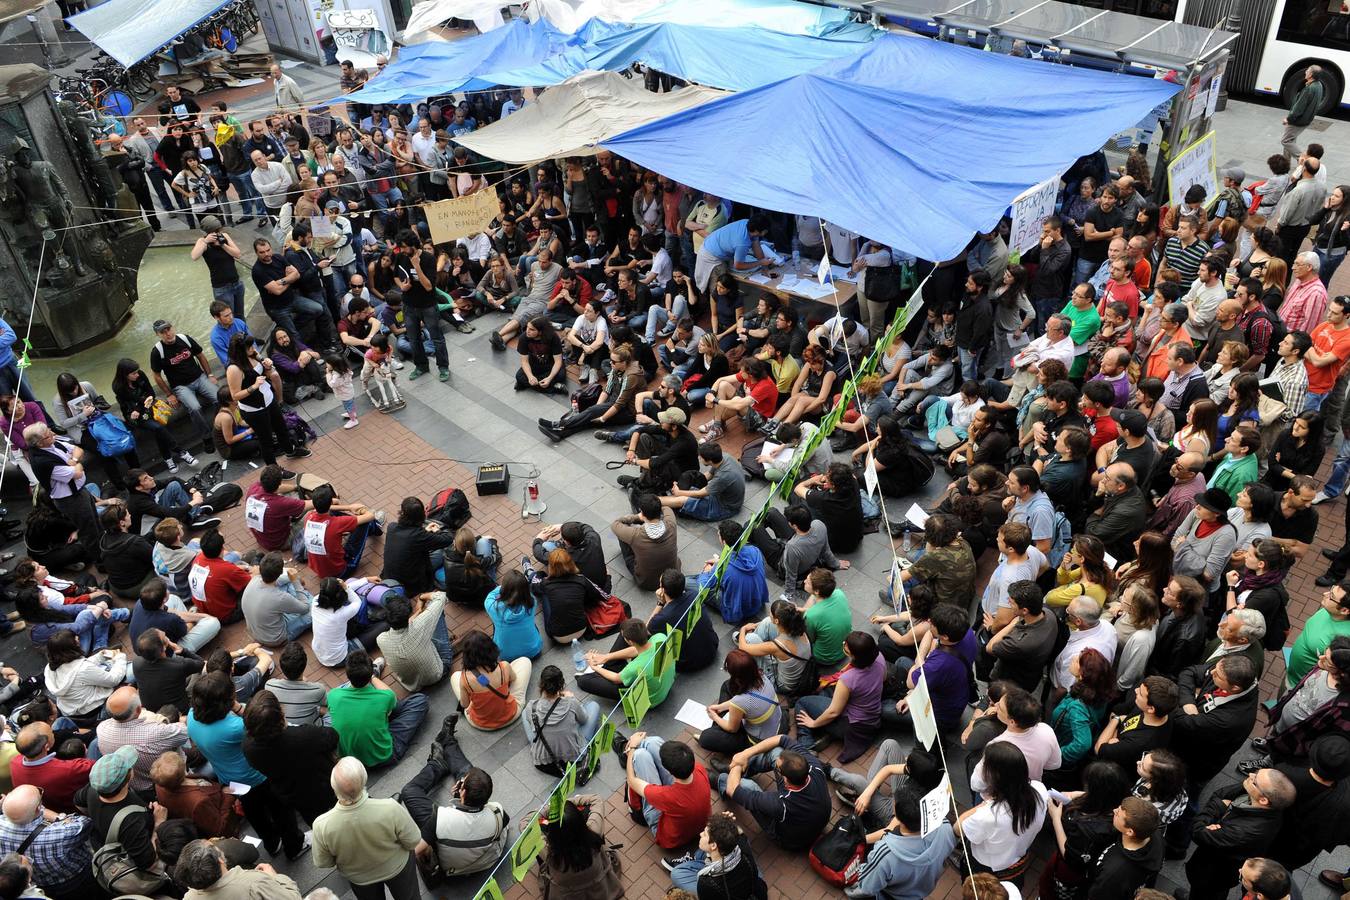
[100,89,134,117]
[127,63,155,99]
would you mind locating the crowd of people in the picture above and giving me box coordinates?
[0,48,1344,900]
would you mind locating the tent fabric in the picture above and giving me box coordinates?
[402,0,507,38]
[68,0,232,67]
[335,18,875,105]
[627,0,862,37]
[454,70,725,163]
[603,34,1178,262]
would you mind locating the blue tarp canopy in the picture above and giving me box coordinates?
[68,0,232,67]
[336,17,875,105]
[603,34,1179,261]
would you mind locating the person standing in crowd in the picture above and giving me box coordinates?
[1283,65,1326,160]
[313,756,422,900]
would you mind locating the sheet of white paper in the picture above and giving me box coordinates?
[817,255,832,286]
[864,452,879,498]
[674,698,715,732]
[920,774,951,837]
[889,559,906,615]
[908,670,938,750]
[1103,551,1118,570]
[777,275,801,291]
[905,503,929,529]
[241,835,263,848]
[746,273,772,285]
[830,264,857,284]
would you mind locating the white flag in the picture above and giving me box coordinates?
[816,255,831,286]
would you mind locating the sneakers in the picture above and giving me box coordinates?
[617,475,638,488]
[278,469,297,481]
[286,832,313,862]
[1317,572,1344,587]
[661,851,697,871]
[1312,491,1336,505]
[578,368,591,385]
[455,320,475,334]
[372,656,386,677]
[193,517,223,531]
[706,756,731,778]
[1319,871,1349,891]
[594,430,614,442]
[439,369,450,383]
[611,731,630,766]
[343,416,360,429]
[408,368,430,381]
[489,332,506,351]
[1236,755,1273,775]
[834,786,860,807]
[1324,548,1340,560]
[391,358,405,370]
[285,447,312,459]
[373,509,388,526]
[699,422,724,443]
[164,457,178,473]
[178,449,198,466]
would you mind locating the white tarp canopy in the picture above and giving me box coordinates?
[401,0,509,40]
[68,0,231,67]
[454,69,725,164]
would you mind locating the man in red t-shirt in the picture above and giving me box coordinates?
[1305,296,1350,408]
[1081,380,1120,452]
[702,357,777,443]
[619,731,711,861]
[11,722,94,813]
[300,484,385,579]
[189,530,254,623]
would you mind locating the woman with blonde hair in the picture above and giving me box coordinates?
[438,526,500,608]
[1259,257,1289,312]
[1111,583,1160,690]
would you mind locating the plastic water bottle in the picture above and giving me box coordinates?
[791,235,801,270]
[572,639,586,673]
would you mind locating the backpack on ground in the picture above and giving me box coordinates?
[282,408,316,447]
[809,813,868,887]
[427,486,471,530]
[201,481,243,513]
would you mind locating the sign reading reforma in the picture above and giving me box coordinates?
[1167,130,1218,210]
[1009,176,1059,255]
[424,189,500,245]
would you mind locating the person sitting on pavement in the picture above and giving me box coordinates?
[610,493,680,592]
[713,732,831,852]
[531,521,611,592]
[376,592,455,691]
[10,722,93,814]
[244,465,321,553]
[613,407,699,498]
[327,649,429,769]
[660,443,746,523]
[150,750,243,839]
[97,503,157,601]
[668,810,769,899]
[694,521,769,626]
[132,628,204,716]
[381,496,456,597]
[73,745,160,877]
[846,784,957,900]
[537,344,643,442]
[650,569,719,674]
[300,484,386,580]
[174,838,303,900]
[0,783,97,900]
[794,631,886,762]
[241,552,313,647]
[95,686,188,794]
[188,529,255,625]
[264,641,329,727]
[123,469,220,536]
[131,579,221,658]
[748,504,844,596]
[700,358,778,444]
[615,731,711,865]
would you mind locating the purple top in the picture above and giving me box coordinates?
[0,401,45,451]
[270,339,313,375]
[912,630,978,729]
[841,655,886,725]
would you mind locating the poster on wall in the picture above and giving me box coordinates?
[1166,131,1218,210]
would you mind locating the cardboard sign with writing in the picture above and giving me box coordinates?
[424,189,499,245]
[1167,130,1218,210]
[1009,176,1059,255]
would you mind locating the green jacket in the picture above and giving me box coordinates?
[1289,80,1325,127]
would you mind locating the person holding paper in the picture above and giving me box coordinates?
[901,604,977,734]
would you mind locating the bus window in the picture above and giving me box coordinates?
[1278,0,1350,51]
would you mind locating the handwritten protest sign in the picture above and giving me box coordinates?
[424,189,499,245]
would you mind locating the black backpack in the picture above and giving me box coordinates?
[427,487,471,530]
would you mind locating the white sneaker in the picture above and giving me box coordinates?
[373,509,388,526]
[343,417,359,429]
[578,368,590,384]
[391,358,405,370]
[164,457,178,473]
[178,449,198,466]
[1313,492,1335,505]
[372,656,386,676]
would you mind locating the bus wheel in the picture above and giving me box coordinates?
[1281,63,1343,115]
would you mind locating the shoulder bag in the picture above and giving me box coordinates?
[91,801,169,896]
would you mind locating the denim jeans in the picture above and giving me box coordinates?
[403,302,447,372]
[172,373,217,441]
[640,305,670,343]
[367,187,404,231]
[227,173,267,219]
[164,596,222,653]
[1318,248,1347,288]
[431,613,455,670]
[1307,391,1329,412]
[958,346,981,382]
[0,361,39,408]
[671,851,709,892]
[384,692,429,766]
[157,480,190,515]
[1324,432,1350,497]
[679,495,728,521]
[340,519,384,579]
[794,693,835,745]
[281,610,313,641]
[267,295,337,350]
[212,281,246,319]
[1072,255,1097,287]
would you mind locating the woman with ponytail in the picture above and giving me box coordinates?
[438,525,501,607]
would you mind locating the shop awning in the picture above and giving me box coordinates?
[455,69,725,163]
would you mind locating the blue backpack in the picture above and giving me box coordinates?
[87,413,135,457]
[1047,510,1073,569]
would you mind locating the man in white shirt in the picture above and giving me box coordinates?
[969,686,1062,789]
[457,231,493,269]
[1182,256,1228,339]
[249,150,294,223]
[988,313,1076,407]
[1051,597,1119,689]
[500,89,526,118]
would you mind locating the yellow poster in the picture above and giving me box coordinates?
[424,190,500,245]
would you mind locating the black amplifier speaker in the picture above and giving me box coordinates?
[476,463,510,496]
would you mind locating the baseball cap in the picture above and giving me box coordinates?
[657,408,686,426]
[152,319,172,333]
[89,745,139,794]
[1220,166,1245,183]
[1196,487,1232,515]
[1117,409,1148,438]
[324,200,343,211]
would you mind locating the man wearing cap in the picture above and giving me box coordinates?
[1171,487,1239,593]
[149,320,218,452]
[0,784,96,900]
[1215,167,1252,221]
[1267,736,1350,871]
[616,406,699,497]
[74,745,162,877]
[1094,407,1158,489]
[191,218,246,319]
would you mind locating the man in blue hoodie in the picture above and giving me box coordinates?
[847,785,956,900]
[697,521,768,626]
